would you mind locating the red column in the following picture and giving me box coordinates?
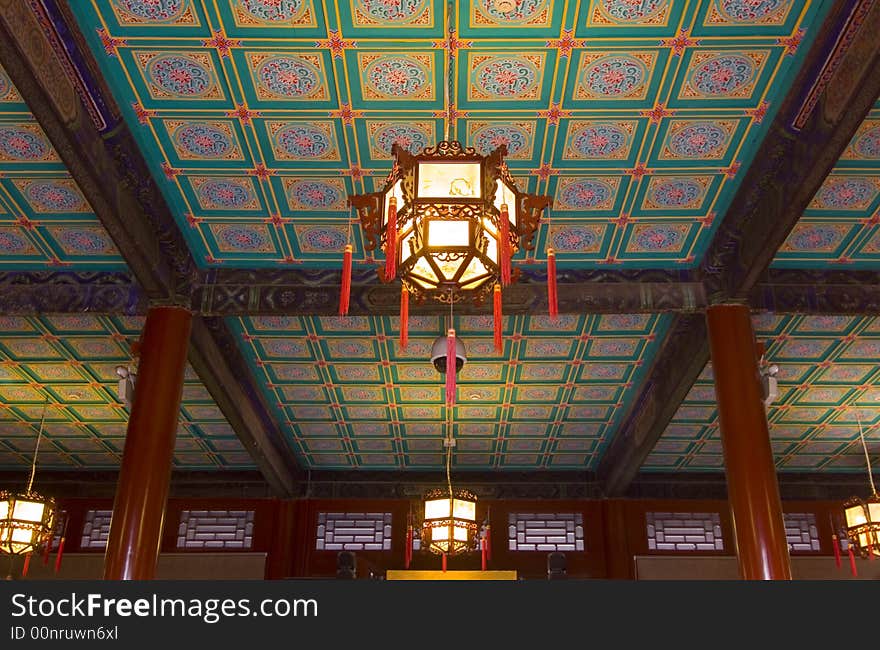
[706,304,791,580]
[104,306,192,580]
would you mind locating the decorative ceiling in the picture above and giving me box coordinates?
[772,100,880,269]
[0,314,254,470]
[71,0,830,269]
[0,63,125,270]
[643,313,880,472]
[230,312,669,469]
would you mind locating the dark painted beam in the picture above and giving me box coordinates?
[188,317,300,497]
[598,0,880,496]
[1,469,862,501]
[0,1,298,494]
[751,268,880,314]
[0,271,145,314]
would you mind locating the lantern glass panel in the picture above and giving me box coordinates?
[417,163,481,199]
[432,526,449,542]
[425,498,451,520]
[868,501,880,521]
[13,499,45,523]
[846,503,866,527]
[459,257,489,286]
[453,526,468,542]
[493,180,518,228]
[427,220,469,248]
[453,498,475,521]
[0,499,7,520]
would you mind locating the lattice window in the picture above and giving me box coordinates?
[507,513,584,552]
[176,510,255,550]
[646,512,724,552]
[784,512,820,552]
[81,509,113,549]
[316,512,392,551]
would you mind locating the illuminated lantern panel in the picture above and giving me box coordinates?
[0,491,57,556]
[421,488,479,556]
[844,494,880,558]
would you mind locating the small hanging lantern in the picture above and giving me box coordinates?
[0,491,56,556]
[843,494,880,558]
[420,487,479,556]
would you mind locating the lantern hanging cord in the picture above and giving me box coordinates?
[26,401,47,493]
[855,409,877,497]
[443,0,453,142]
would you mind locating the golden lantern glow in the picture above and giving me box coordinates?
[350,141,550,305]
[843,494,880,558]
[0,490,56,556]
[421,487,479,556]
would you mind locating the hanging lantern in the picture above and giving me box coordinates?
[421,487,479,556]
[0,490,56,556]
[843,494,880,558]
[350,141,549,306]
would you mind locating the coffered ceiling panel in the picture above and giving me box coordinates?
[643,314,880,472]
[0,314,255,470]
[0,63,125,270]
[772,100,880,269]
[230,312,671,470]
[71,0,830,269]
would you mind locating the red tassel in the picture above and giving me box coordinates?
[481,537,487,571]
[493,284,502,353]
[833,533,841,569]
[486,523,491,562]
[384,197,397,281]
[405,524,413,569]
[22,553,31,577]
[441,552,447,573]
[445,328,456,407]
[339,244,352,316]
[399,287,409,350]
[848,546,858,577]
[54,537,65,574]
[547,247,558,321]
[500,204,511,286]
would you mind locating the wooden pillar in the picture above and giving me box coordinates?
[265,499,298,579]
[104,306,192,580]
[706,303,791,580]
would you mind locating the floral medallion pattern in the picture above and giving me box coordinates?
[271,122,337,160]
[550,225,603,252]
[19,180,87,212]
[238,0,307,23]
[664,121,731,159]
[470,54,543,100]
[294,225,347,253]
[811,177,878,210]
[0,125,54,161]
[53,227,117,255]
[192,177,259,210]
[144,53,219,99]
[714,0,790,23]
[362,55,431,99]
[579,54,648,99]
[781,224,845,252]
[287,179,344,211]
[646,178,705,209]
[211,224,274,252]
[374,124,429,155]
[565,122,631,159]
[171,121,238,159]
[111,0,194,24]
[355,0,430,24]
[557,178,615,210]
[473,0,550,25]
[0,228,34,254]
[683,52,765,99]
[470,124,530,158]
[629,224,688,252]
[255,54,323,99]
[851,124,880,159]
[596,0,668,22]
